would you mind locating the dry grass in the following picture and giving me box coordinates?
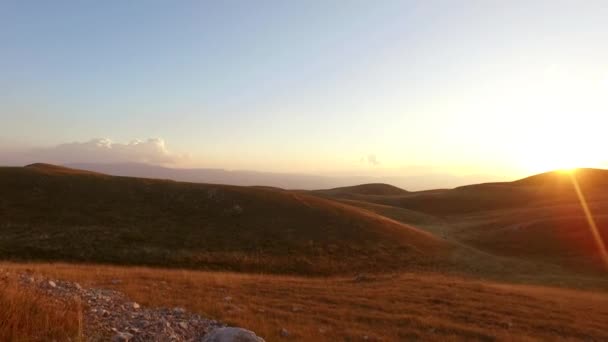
[3,262,608,341]
[0,271,81,341]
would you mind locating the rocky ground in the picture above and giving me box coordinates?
[17,273,264,342]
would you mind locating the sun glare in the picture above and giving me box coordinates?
[512,135,602,175]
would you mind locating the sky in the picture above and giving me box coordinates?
[2,0,608,184]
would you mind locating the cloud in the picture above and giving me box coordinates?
[365,154,380,166]
[0,138,187,166]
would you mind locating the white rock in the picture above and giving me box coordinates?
[202,327,265,342]
[48,280,56,288]
[132,302,140,309]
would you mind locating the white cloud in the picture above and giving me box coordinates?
[0,138,187,166]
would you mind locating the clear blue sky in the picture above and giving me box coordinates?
[2,1,608,176]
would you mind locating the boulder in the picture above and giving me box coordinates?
[202,327,265,342]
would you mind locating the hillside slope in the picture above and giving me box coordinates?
[316,183,408,196]
[315,169,608,274]
[316,169,608,216]
[0,164,451,274]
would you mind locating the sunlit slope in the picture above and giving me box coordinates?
[323,169,608,215]
[0,164,451,274]
[451,203,608,273]
[317,170,608,274]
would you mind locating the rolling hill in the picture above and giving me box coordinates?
[314,183,408,197]
[3,164,606,278]
[316,169,608,274]
[314,169,608,220]
[0,164,452,274]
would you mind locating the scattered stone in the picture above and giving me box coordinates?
[111,331,133,342]
[280,328,290,337]
[232,204,243,215]
[17,272,266,341]
[111,279,122,285]
[225,204,244,216]
[318,327,327,334]
[202,327,265,342]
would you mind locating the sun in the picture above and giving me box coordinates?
[515,146,599,175]
[512,131,604,174]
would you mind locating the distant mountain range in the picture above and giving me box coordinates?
[64,162,502,190]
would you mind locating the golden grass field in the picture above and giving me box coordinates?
[0,270,81,341]
[3,262,608,342]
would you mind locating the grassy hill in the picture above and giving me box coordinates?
[347,169,608,216]
[3,164,606,277]
[316,169,608,274]
[0,164,451,274]
[315,183,408,196]
[3,165,608,341]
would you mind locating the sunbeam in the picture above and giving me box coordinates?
[569,172,608,271]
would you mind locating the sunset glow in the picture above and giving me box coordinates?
[2,1,608,186]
